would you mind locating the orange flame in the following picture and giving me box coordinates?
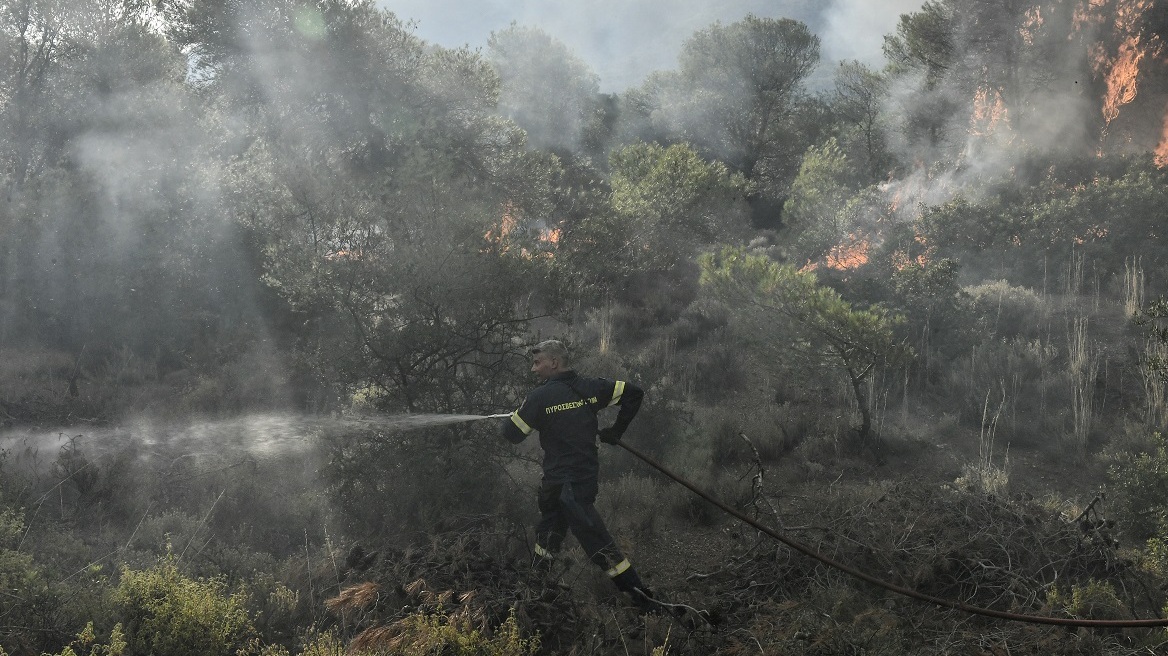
[484,203,519,245]
[1080,0,1159,127]
[1115,0,1152,33]
[891,234,931,271]
[969,86,1009,136]
[484,202,561,259]
[1100,35,1146,124]
[1020,6,1043,46]
[827,238,869,270]
[1073,0,1108,32]
[1153,110,1168,167]
[888,188,903,214]
[1074,226,1110,244]
[803,233,871,272]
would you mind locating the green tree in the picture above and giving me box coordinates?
[607,141,749,268]
[885,257,972,389]
[487,23,601,155]
[832,60,891,181]
[882,1,958,153]
[781,138,865,264]
[640,15,820,193]
[916,164,1168,282]
[883,1,954,86]
[0,0,75,182]
[223,1,558,413]
[0,0,281,420]
[882,0,1096,163]
[556,141,749,322]
[700,246,911,443]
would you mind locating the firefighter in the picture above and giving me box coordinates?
[501,339,656,610]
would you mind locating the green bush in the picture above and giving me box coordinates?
[1046,580,1127,620]
[938,336,1062,447]
[320,423,509,540]
[296,631,346,656]
[114,557,256,656]
[1106,432,1168,541]
[0,497,63,655]
[37,622,127,656]
[964,279,1048,339]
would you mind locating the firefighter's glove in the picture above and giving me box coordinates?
[598,427,622,445]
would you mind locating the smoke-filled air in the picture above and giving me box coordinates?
[3,0,1168,653]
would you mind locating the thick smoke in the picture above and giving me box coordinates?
[877,1,1119,213]
[487,24,600,153]
[0,5,291,421]
[819,0,926,66]
[378,0,916,92]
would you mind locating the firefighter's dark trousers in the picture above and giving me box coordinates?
[534,479,645,593]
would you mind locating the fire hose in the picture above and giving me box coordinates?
[614,439,1168,629]
[466,411,1168,626]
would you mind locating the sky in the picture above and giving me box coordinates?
[375,0,925,92]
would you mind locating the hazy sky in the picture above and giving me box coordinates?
[375,0,924,92]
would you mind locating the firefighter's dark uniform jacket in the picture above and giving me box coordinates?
[502,371,643,484]
[501,370,650,602]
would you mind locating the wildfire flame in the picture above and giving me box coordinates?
[804,233,871,272]
[969,86,1009,136]
[1079,0,1159,127]
[1099,35,1146,124]
[1074,226,1110,244]
[539,227,561,245]
[1154,112,1168,166]
[892,234,931,271]
[483,202,561,258]
[1072,0,1108,32]
[1020,6,1043,46]
[1115,0,1152,33]
[484,203,519,246]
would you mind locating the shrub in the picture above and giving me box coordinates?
[937,336,1062,447]
[1106,432,1168,542]
[37,622,127,656]
[320,422,509,541]
[297,631,346,656]
[114,557,256,656]
[1046,580,1127,620]
[965,280,1048,339]
[668,298,731,351]
[0,497,65,655]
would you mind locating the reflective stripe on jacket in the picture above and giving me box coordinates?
[501,371,643,483]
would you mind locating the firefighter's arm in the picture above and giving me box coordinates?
[600,379,643,442]
[501,399,538,444]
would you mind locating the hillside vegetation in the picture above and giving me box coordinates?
[3,0,1168,653]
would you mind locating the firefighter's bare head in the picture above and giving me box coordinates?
[530,340,569,381]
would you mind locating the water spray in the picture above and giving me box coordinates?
[340,412,512,432]
[0,412,516,469]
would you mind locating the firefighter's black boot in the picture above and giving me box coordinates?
[610,561,661,614]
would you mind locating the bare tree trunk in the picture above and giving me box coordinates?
[848,367,872,442]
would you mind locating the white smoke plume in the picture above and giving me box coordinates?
[377,0,920,92]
